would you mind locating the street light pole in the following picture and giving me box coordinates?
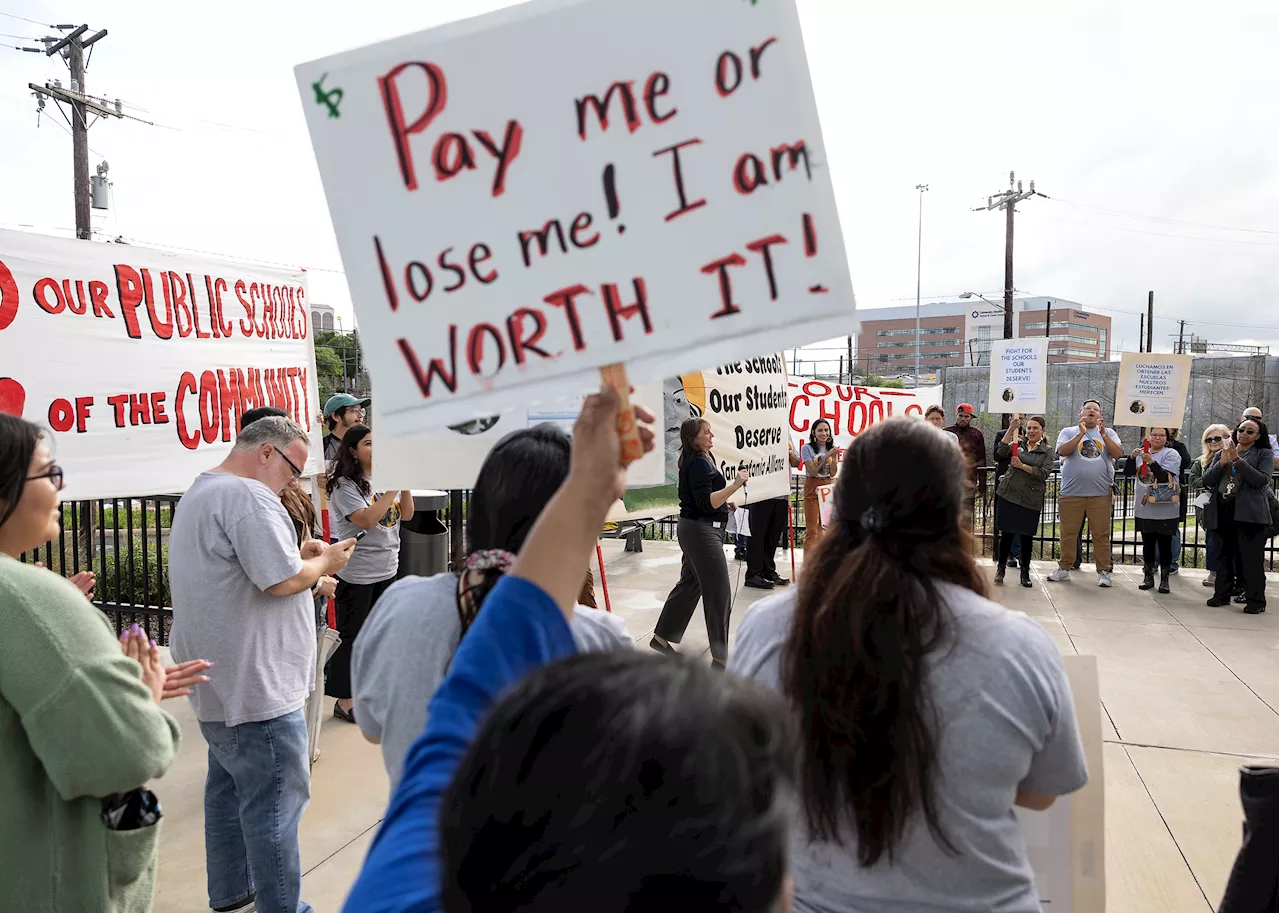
[914,184,929,388]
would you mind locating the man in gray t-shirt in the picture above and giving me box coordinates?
[1049,400,1124,584]
[169,417,354,913]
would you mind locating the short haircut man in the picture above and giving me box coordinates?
[169,414,352,913]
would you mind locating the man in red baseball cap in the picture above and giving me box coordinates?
[946,403,988,511]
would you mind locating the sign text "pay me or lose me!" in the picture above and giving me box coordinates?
[296,0,856,433]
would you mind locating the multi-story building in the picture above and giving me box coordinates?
[854,296,1111,376]
[310,302,337,332]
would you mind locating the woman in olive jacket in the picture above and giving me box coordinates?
[992,415,1054,587]
[1203,417,1275,614]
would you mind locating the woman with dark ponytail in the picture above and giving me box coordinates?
[350,425,631,790]
[730,417,1088,911]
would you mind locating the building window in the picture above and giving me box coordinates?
[874,326,959,337]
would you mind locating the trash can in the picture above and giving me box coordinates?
[398,490,450,579]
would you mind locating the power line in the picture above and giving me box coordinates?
[0,10,57,26]
[0,30,38,39]
[1041,194,1277,235]
[1036,212,1278,247]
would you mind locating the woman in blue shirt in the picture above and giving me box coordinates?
[341,389,794,913]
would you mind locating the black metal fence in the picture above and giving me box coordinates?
[19,471,1277,645]
[643,469,1280,573]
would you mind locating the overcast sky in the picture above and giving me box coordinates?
[2,0,1276,371]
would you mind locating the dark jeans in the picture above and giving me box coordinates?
[746,498,788,579]
[1214,518,1268,609]
[328,576,395,699]
[998,532,1032,569]
[1142,531,1174,569]
[200,710,313,913]
[655,518,732,662]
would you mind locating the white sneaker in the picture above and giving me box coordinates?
[1203,572,1217,587]
[1047,568,1070,582]
[1098,571,1112,588]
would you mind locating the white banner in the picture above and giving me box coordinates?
[1112,352,1192,429]
[787,378,943,454]
[372,382,665,490]
[0,229,322,499]
[295,0,855,435]
[988,338,1048,414]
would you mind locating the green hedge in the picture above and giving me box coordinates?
[99,543,171,607]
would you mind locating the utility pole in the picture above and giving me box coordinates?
[846,334,853,384]
[977,172,1041,341]
[1152,291,1162,353]
[29,24,118,239]
[28,23,115,576]
[1139,314,1145,352]
[914,184,929,388]
[1177,319,1186,355]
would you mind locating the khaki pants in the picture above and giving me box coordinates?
[1059,495,1114,571]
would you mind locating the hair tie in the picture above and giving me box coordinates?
[859,507,886,536]
[456,549,516,634]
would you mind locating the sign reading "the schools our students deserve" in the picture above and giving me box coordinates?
[988,338,1048,414]
[0,229,323,499]
[295,0,856,435]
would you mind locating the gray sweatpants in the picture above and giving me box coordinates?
[655,517,732,662]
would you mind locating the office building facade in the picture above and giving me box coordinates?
[854,296,1111,376]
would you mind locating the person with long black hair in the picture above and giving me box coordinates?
[0,414,181,912]
[351,424,632,790]
[342,388,794,913]
[993,415,1052,587]
[325,425,413,723]
[651,417,748,666]
[1124,426,1183,593]
[801,418,837,550]
[1204,417,1275,614]
[730,416,1088,912]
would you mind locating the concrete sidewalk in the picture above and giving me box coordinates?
[151,540,1278,913]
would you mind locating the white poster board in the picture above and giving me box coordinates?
[0,229,322,498]
[988,338,1048,414]
[1112,352,1192,429]
[372,381,664,490]
[295,0,855,435]
[787,378,943,453]
[1018,653,1107,912]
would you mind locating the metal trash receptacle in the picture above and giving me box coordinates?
[398,490,450,579]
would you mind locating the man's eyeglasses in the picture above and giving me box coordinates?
[28,465,65,491]
[273,447,304,478]
[1205,436,1224,443]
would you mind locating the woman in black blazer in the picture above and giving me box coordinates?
[651,418,749,666]
[1203,418,1275,614]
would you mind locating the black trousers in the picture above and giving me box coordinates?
[327,576,395,699]
[746,498,788,579]
[655,518,732,662]
[1214,517,1269,609]
[998,532,1032,569]
[1142,531,1174,569]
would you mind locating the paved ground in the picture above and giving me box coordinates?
[151,541,1278,913]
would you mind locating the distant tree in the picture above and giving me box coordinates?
[860,374,908,389]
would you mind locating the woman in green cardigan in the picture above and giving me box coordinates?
[0,413,183,912]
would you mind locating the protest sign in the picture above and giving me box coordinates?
[788,378,942,454]
[988,338,1048,414]
[1112,352,1192,429]
[0,229,321,499]
[1017,654,1106,912]
[372,381,665,491]
[295,0,855,436]
[624,355,791,516]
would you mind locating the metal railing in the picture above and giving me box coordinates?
[643,469,1279,572]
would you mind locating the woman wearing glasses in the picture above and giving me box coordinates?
[0,413,181,911]
[1203,418,1275,614]
[325,425,414,722]
[1189,424,1231,589]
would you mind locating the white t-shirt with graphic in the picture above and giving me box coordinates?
[1056,426,1123,498]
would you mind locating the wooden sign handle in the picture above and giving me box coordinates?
[599,363,643,466]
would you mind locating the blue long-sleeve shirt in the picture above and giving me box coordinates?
[342,576,577,913]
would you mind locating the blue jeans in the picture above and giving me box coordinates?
[1170,531,1182,569]
[199,710,313,913]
